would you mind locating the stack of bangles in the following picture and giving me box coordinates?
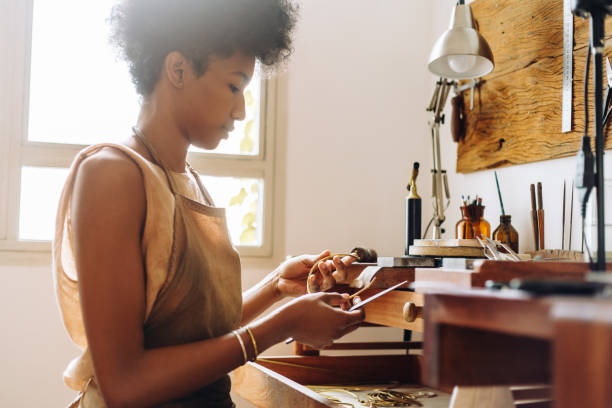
[232,327,258,364]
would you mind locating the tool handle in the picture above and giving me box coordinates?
[450,95,465,143]
[531,210,540,251]
[530,184,537,212]
[537,182,543,210]
[537,209,545,250]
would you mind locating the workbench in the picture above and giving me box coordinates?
[423,290,612,408]
[232,261,606,407]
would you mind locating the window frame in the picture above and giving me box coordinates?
[0,0,277,258]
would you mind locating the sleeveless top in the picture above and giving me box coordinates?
[52,132,243,408]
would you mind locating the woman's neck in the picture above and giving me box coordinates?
[136,98,190,173]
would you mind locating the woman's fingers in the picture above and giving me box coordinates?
[319,292,350,306]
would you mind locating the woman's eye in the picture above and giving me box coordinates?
[229,84,240,94]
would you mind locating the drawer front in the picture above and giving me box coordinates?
[360,289,424,331]
[232,355,423,408]
[232,362,333,408]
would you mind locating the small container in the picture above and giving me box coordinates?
[493,215,519,253]
[456,205,491,239]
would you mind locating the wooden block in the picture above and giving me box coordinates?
[456,0,612,173]
[339,264,416,289]
[409,246,485,258]
[415,261,594,290]
[413,239,482,248]
[377,256,437,267]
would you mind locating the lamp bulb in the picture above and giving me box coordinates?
[448,55,477,74]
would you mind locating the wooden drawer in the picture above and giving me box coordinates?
[232,354,450,408]
[360,289,424,332]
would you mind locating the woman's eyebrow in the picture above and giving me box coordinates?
[231,71,250,85]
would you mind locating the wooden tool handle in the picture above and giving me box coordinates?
[531,210,540,251]
[537,182,543,210]
[451,95,465,143]
[537,209,545,250]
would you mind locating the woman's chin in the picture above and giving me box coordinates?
[191,137,222,151]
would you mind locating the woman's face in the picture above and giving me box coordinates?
[179,52,255,150]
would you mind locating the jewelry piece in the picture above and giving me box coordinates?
[245,326,258,360]
[232,330,247,364]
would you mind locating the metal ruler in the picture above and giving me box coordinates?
[562,0,574,133]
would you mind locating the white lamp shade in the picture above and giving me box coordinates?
[428,4,494,79]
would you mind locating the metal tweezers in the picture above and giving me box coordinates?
[476,236,521,262]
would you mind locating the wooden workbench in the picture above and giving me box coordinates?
[423,290,612,408]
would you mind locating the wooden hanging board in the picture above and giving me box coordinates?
[456,0,612,173]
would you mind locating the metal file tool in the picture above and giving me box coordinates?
[348,280,409,311]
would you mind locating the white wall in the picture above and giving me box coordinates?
[284,0,435,256]
[0,259,81,406]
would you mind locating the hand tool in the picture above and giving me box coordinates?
[603,57,612,126]
[562,181,566,250]
[451,94,466,142]
[569,180,574,250]
[537,182,545,249]
[494,171,505,216]
[348,280,409,311]
[530,184,540,250]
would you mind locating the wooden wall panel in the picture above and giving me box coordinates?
[456,0,612,173]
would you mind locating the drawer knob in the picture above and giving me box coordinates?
[403,302,418,322]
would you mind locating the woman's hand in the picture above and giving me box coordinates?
[279,292,365,348]
[275,250,357,297]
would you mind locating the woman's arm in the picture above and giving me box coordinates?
[72,150,363,408]
[241,252,356,325]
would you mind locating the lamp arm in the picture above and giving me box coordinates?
[430,121,446,239]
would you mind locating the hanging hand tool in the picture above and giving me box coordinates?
[451,94,466,142]
[537,182,545,250]
[569,180,574,250]
[562,181,566,250]
[603,57,612,126]
[530,184,540,250]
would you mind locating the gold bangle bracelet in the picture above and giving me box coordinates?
[245,326,258,360]
[232,330,247,364]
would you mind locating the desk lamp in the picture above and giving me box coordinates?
[425,0,494,239]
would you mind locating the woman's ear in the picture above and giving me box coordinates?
[164,52,187,89]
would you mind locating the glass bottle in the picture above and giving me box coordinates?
[476,205,491,238]
[456,205,491,239]
[493,215,519,253]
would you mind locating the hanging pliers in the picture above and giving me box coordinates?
[602,57,612,126]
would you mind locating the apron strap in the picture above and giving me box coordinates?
[185,163,216,206]
[132,126,179,195]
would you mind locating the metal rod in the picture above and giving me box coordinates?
[591,14,606,271]
[562,180,566,250]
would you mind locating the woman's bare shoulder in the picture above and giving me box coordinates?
[72,146,146,224]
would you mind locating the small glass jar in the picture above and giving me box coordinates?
[456,205,490,239]
[493,215,519,253]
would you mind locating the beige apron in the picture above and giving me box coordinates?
[53,131,242,408]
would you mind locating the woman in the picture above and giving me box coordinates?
[52,0,364,407]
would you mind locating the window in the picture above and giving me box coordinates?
[0,0,276,257]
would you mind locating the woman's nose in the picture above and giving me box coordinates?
[231,94,246,121]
